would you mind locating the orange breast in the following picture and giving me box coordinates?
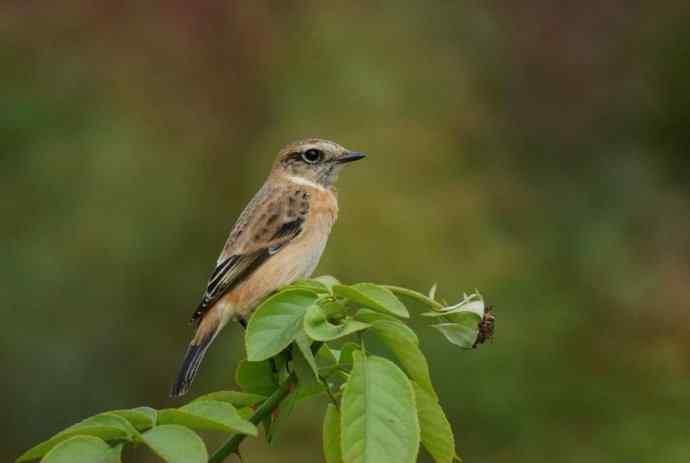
[219,186,338,322]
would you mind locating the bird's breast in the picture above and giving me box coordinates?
[290,187,338,275]
[223,188,338,321]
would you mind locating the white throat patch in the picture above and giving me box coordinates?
[283,174,329,193]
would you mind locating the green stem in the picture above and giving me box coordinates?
[322,377,339,408]
[383,285,445,310]
[208,342,324,463]
[208,372,296,463]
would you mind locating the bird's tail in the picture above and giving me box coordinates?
[170,317,220,398]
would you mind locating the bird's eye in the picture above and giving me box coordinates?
[301,149,323,164]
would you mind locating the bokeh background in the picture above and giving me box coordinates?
[2,2,689,462]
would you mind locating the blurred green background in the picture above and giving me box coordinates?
[3,2,690,462]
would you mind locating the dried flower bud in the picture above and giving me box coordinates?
[473,306,495,349]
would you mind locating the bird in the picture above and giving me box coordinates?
[170,138,366,397]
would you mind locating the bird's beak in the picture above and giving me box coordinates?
[336,151,367,164]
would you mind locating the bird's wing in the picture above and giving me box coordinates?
[190,184,311,323]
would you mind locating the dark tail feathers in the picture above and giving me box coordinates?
[170,332,215,398]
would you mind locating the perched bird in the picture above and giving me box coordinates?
[170,138,366,397]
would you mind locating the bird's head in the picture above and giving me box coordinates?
[272,138,366,188]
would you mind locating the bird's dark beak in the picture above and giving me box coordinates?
[336,151,367,164]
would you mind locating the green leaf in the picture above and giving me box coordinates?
[444,310,483,327]
[413,383,457,463]
[423,306,484,319]
[40,436,113,463]
[295,332,320,379]
[338,342,361,370]
[18,414,135,462]
[238,407,253,420]
[111,407,157,432]
[428,283,438,300]
[341,352,420,463]
[316,344,339,378]
[235,359,278,396]
[314,275,341,291]
[425,293,484,349]
[320,299,350,319]
[354,308,399,324]
[370,318,419,344]
[158,400,257,436]
[245,289,319,361]
[291,279,330,293]
[421,293,484,318]
[330,348,342,363]
[69,413,138,438]
[323,404,342,463]
[304,304,370,341]
[432,321,479,349]
[104,444,124,463]
[369,320,436,399]
[334,283,409,318]
[291,275,341,294]
[142,425,207,463]
[19,427,125,462]
[195,391,266,408]
[384,286,442,313]
[292,343,325,400]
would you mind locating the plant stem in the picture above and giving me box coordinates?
[208,342,323,463]
[208,372,296,463]
[383,285,445,310]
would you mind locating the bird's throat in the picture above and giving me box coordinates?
[282,174,330,193]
